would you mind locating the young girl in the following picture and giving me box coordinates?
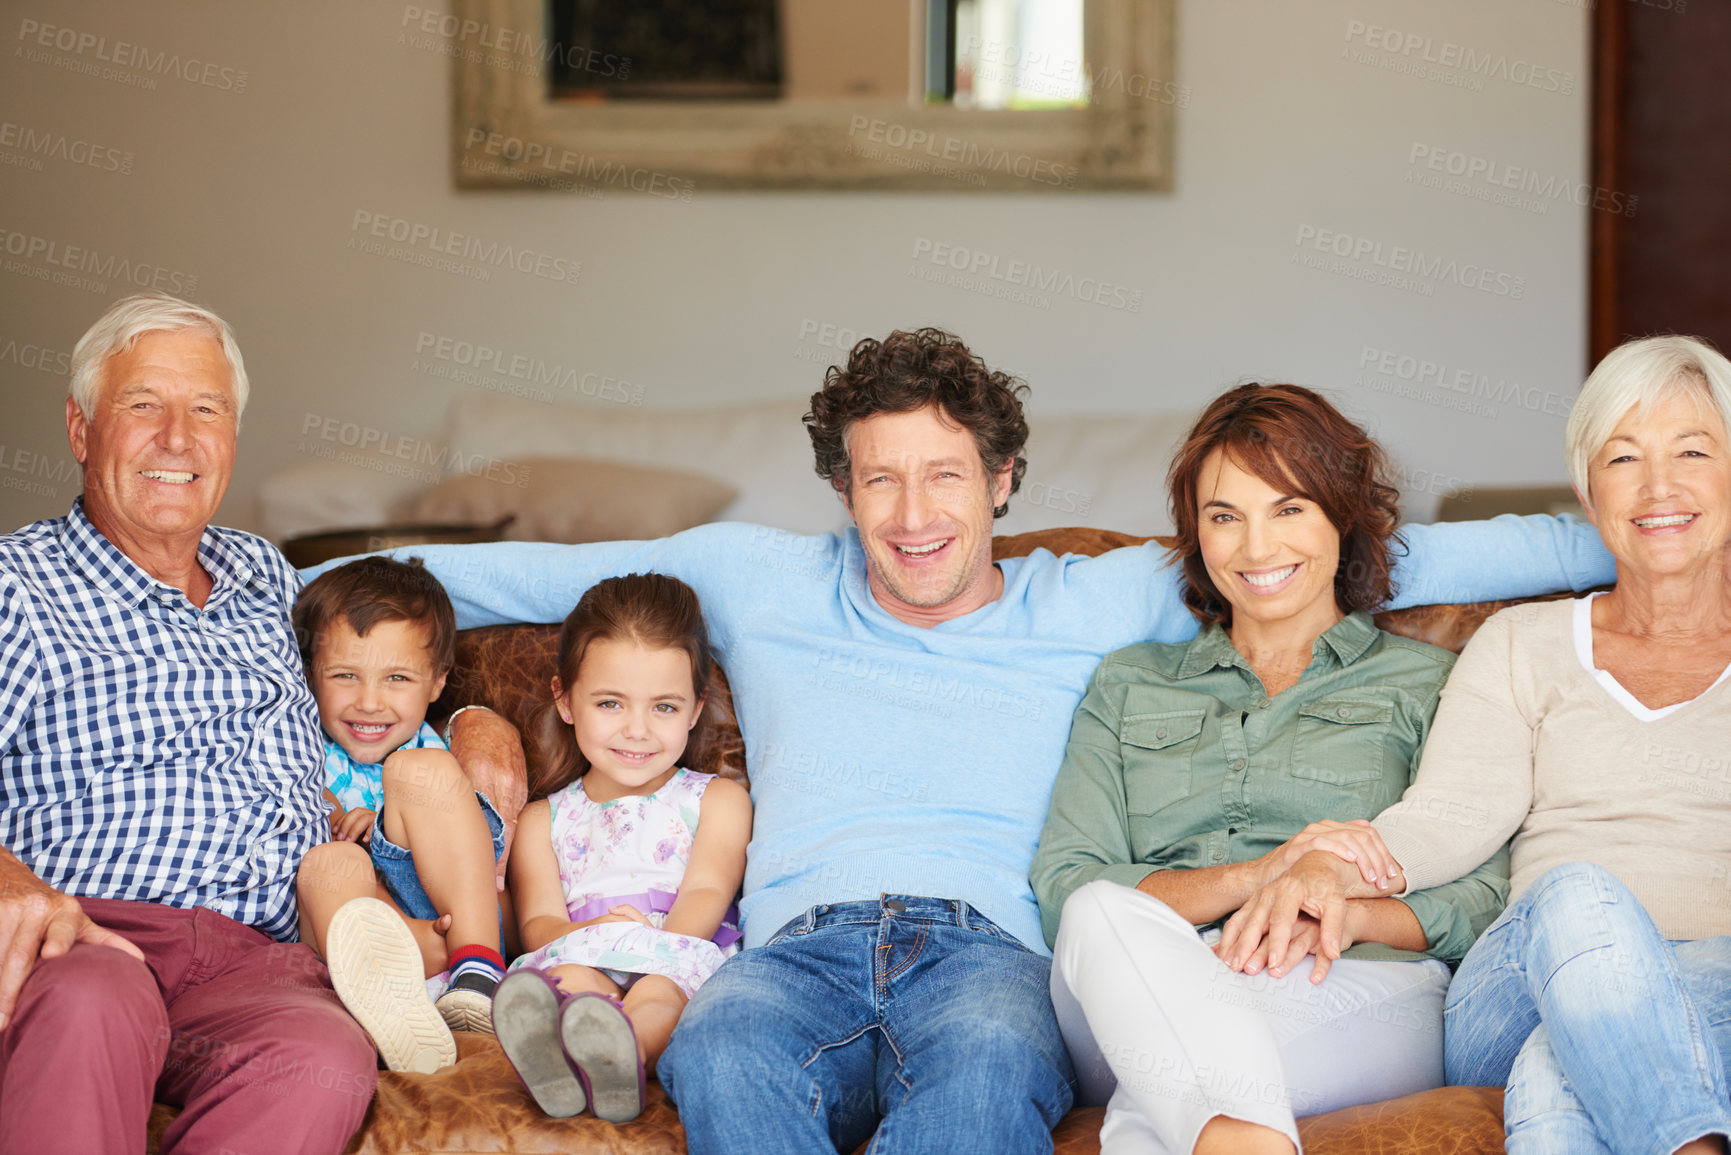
[492,573,752,1124]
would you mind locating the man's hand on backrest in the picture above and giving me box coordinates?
[0,850,143,1029]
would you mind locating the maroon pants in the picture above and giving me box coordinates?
[0,898,376,1155]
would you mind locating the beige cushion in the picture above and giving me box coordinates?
[411,457,738,543]
[442,395,848,535]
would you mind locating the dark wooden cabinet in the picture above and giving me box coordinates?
[1591,1,1731,361]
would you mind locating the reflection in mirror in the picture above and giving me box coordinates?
[546,0,1086,109]
[935,0,1088,109]
[550,0,783,100]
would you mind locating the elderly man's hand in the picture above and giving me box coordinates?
[448,707,529,889]
[0,850,144,1029]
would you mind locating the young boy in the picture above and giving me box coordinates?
[293,556,508,1074]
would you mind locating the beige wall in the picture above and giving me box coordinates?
[0,0,1590,538]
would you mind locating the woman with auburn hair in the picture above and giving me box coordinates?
[1031,383,1509,1155]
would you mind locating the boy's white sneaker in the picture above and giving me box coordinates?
[326,897,456,1074]
[436,970,500,1036]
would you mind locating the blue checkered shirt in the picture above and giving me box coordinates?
[0,499,326,941]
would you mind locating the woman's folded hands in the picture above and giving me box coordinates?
[1222,822,1413,984]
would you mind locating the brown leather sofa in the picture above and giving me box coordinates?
[148,526,1524,1154]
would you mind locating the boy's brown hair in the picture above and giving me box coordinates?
[293,556,457,676]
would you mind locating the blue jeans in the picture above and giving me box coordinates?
[658,895,1076,1155]
[1444,861,1731,1154]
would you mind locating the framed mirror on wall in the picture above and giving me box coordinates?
[450,0,1176,191]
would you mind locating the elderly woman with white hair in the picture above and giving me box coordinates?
[1220,335,1731,1154]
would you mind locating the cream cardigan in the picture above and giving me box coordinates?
[1375,597,1731,941]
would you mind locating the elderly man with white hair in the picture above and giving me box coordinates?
[0,294,376,1154]
[1221,334,1731,1154]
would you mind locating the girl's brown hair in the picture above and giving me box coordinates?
[1166,383,1404,627]
[529,573,717,799]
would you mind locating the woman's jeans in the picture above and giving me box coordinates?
[657,895,1075,1155]
[1445,862,1731,1154]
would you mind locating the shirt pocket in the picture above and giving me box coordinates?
[1119,707,1206,827]
[1289,693,1395,815]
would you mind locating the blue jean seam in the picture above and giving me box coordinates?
[800,1023,906,1127]
[878,925,928,985]
[810,915,882,931]
[969,917,1032,953]
[867,1024,922,1144]
[1532,940,1619,1005]
[801,1023,879,1073]
[801,1021,883,1124]
[767,914,879,948]
[1670,960,1726,1111]
[1445,954,1521,1019]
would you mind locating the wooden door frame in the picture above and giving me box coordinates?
[1588,0,1625,366]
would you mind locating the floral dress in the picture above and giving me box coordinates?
[508,768,739,998]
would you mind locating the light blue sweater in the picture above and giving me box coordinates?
[305,516,1613,953]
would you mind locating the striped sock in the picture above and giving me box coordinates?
[448,945,507,994]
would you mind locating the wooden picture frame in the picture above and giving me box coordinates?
[450,0,1176,192]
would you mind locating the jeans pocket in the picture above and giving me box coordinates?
[967,910,1035,953]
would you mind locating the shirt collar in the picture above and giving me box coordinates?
[60,496,256,608]
[1176,622,1246,678]
[1317,611,1380,666]
[196,523,265,604]
[1175,611,1380,679]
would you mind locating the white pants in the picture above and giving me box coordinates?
[1051,880,1451,1155]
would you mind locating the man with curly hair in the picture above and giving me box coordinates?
[802,328,1033,626]
[310,328,1616,1154]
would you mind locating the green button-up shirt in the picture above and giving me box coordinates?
[1030,612,1509,960]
